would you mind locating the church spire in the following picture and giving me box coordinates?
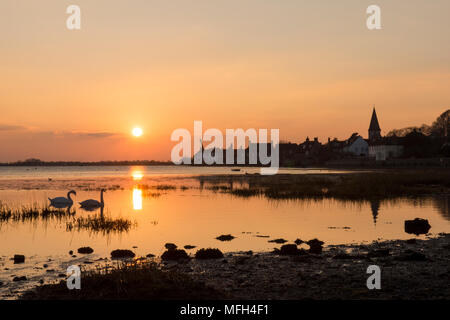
[368,107,381,141]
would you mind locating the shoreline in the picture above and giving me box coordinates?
[19,233,450,300]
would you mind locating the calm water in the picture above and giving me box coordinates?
[1,166,449,298]
[0,166,449,258]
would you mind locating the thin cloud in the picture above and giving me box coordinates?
[0,124,26,131]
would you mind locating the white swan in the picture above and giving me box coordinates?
[49,190,76,207]
[80,189,106,209]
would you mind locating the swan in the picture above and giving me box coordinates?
[49,190,76,207]
[80,189,106,209]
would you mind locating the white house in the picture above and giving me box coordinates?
[343,134,369,156]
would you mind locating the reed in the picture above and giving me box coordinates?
[66,214,136,235]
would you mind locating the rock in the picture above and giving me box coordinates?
[294,238,304,245]
[58,273,66,278]
[146,253,155,258]
[268,238,288,244]
[0,281,3,286]
[307,239,324,254]
[161,249,189,261]
[110,249,136,259]
[77,247,94,254]
[43,264,48,268]
[69,250,73,255]
[184,245,196,250]
[164,243,178,250]
[367,248,390,258]
[404,218,431,235]
[195,248,224,260]
[216,234,235,241]
[13,276,27,282]
[13,255,25,264]
[279,244,300,255]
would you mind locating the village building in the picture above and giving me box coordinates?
[367,108,403,161]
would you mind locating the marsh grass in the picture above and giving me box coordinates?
[21,260,224,300]
[66,214,136,235]
[0,202,73,223]
[197,170,450,200]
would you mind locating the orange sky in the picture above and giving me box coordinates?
[0,0,449,161]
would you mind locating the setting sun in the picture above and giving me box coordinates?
[132,127,143,137]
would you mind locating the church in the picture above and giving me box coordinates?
[367,108,404,161]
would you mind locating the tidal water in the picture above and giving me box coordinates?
[0,166,449,257]
[1,166,449,298]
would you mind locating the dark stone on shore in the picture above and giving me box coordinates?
[0,281,3,286]
[406,239,417,244]
[404,218,431,235]
[195,248,224,260]
[397,250,427,261]
[146,253,155,258]
[161,249,189,261]
[43,264,48,268]
[14,255,25,264]
[164,243,178,250]
[268,238,288,244]
[274,245,308,256]
[279,244,300,255]
[184,245,196,250]
[77,247,94,254]
[367,248,390,258]
[69,250,73,255]
[111,249,136,259]
[216,234,235,241]
[13,276,27,282]
[58,273,66,278]
[307,239,324,254]
[294,239,304,245]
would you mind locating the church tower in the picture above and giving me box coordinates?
[368,107,381,141]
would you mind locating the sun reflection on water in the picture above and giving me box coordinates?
[132,171,144,180]
[133,188,143,210]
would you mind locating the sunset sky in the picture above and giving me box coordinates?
[1,0,449,162]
